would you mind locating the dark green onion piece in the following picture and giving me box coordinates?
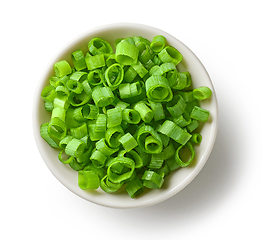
[96,138,119,156]
[131,61,148,78]
[187,119,200,132]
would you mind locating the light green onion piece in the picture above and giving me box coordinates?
[65,138,85,158]
[133,101,154,123]
[107,107,122,128]
[96,138,119,156]
[137,125,163,154]
[54,60,72,77]
[150,35,166,53]
[142,170,164,189]
[173,111,191,128]
[82,104,99,120]
[88,37,113,55]
[70,71,87,83]
[123,66,137,83]
[149,101,165,121]
[175,142,195,167]
[131,61,148,78]
[84,163,106,179]
[190,133,202,144]
[85,54,105,70]
[78,170,100,190]
[58,149,74,164]
[66,80,83,94]
[145,75,173,102]
[40,123,60,148]
[118,149,143,168]
[100,175,123,193]
[158,46,183,65]
[190,106,210,122]
[90,149,107,168]
[107,157,135,183]
[166,94,187,118]
[92,86,114,107]
[126,178,144,198]
[68,90,91,107]
[87,69,104,87]
[55,85,69,99]
[122,109,141,124]
[104,63,124,90]
[158,120,192,145]
[153,62,177,76]
[187,119,199,132]
[118,133,138,152]
[71,50,86,71]
[88,123,105,141]
[95,114,107,133]
[59,135,73,149]
[41,85,56,102]
[193,86,212,100]
[115,41,139,65]
[105,126,124,148]
[70,123,88,139]
[48,117,67,141]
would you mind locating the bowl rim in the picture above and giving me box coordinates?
[33,22,218,208]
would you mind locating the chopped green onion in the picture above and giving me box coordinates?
[150,35,166,53]
[54,60,72,77]
[78,170,100,190]
[40,34,212,198]
[193,86,212,100]
[118,132,138,152]
[190,106,210,122]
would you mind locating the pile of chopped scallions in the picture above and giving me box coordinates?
[40,35,212,198]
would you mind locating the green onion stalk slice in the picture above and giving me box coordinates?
[104,63,124,90]
[142,170,164,189]
[115,41,139,65]
[145,75,173,103]
[88,37,113,55]
[136,125,163,154]
[78,170,100,190]
[175,142,195,167]
[107,157,135,183]
[126,178,144,198]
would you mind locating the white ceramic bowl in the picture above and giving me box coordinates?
[33,23,218,208]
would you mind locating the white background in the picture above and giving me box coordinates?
[1,0,261,239]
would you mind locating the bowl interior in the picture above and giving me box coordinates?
[33,23,218,208]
